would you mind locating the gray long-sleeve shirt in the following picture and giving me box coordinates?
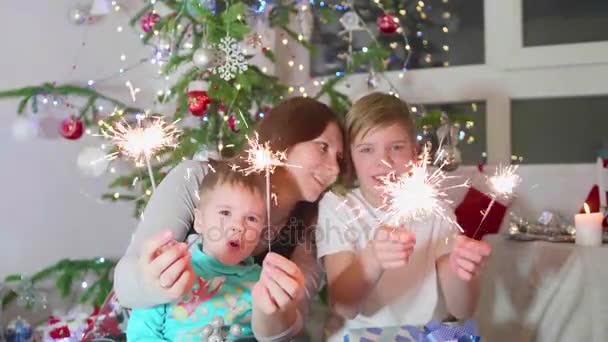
[113,160,322,341]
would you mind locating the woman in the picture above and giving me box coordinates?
[113,97,344,341]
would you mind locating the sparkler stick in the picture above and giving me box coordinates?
[472,165,521,239]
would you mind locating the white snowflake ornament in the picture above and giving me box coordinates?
[213,35,248,81]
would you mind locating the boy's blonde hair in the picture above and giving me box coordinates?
[342,92,417,187]
[199,159,265,205]
[346,92,416,144]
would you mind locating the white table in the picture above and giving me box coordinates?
[475,234,608,342]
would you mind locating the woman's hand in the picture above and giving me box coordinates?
[139,229,195,300]
[252,252,305,315]
[448,235,492,281]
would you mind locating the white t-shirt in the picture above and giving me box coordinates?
[316,188,456,341]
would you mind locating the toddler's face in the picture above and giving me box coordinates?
[195,183,265,265]
[350,122,416,207]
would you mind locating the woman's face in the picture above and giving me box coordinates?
[285,122,344,202]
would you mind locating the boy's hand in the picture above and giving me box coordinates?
[363,226,416,273]
[448,235,492,281]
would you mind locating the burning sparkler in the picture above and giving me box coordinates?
[100,112,181,191]
[472,164,521,239]
[378,151,469,232]
[238,133,293,251]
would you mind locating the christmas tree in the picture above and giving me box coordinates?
[1,0,472,313]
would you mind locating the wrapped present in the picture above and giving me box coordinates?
[35,306,93,342]
[81,290,128,341]
[345,320,480,342]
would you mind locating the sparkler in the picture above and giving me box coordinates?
[378,151,468,232]
[238,133,293,251]
[472,164,521,239]
[100,113,181,191]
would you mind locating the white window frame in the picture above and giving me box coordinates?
[283,0,608,165]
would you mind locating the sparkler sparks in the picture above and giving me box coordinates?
[488,165,521,200]
[240,133,288,175]
[472,164,521,238]
[125,81,141,102]
[100,113,181,191]
[377,152,468,232]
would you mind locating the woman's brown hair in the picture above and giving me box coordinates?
[250,97,345,259]
[255,97,344,151]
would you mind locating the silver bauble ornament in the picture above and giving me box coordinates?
[201,324,213,337]
[229,324,242,337]
[192,47,215,68]
[434,144,462,171]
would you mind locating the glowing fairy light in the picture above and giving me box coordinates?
[378,151,468,231]
[100,113,181,191]
[473,165,521,238]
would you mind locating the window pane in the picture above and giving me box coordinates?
[309,0,484,77]
[512,96,608,164]
[523,0,608,46]
[418,101,486,166]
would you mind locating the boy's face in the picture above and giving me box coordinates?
[194,183,265,265]
[351,122,415,207]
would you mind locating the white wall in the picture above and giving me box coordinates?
[0,0,154,320]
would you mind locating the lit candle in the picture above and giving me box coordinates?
[574,203,603,246]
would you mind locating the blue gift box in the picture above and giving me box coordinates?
[344,320,480,342]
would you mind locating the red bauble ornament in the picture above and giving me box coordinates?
[228,114,238,132]
[59,116,84,140]
[50,325,71,339]
[141,12,160,33]
[187,90,212,116]
[377,14,399,34]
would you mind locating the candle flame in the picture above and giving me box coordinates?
[584,202,590,214]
